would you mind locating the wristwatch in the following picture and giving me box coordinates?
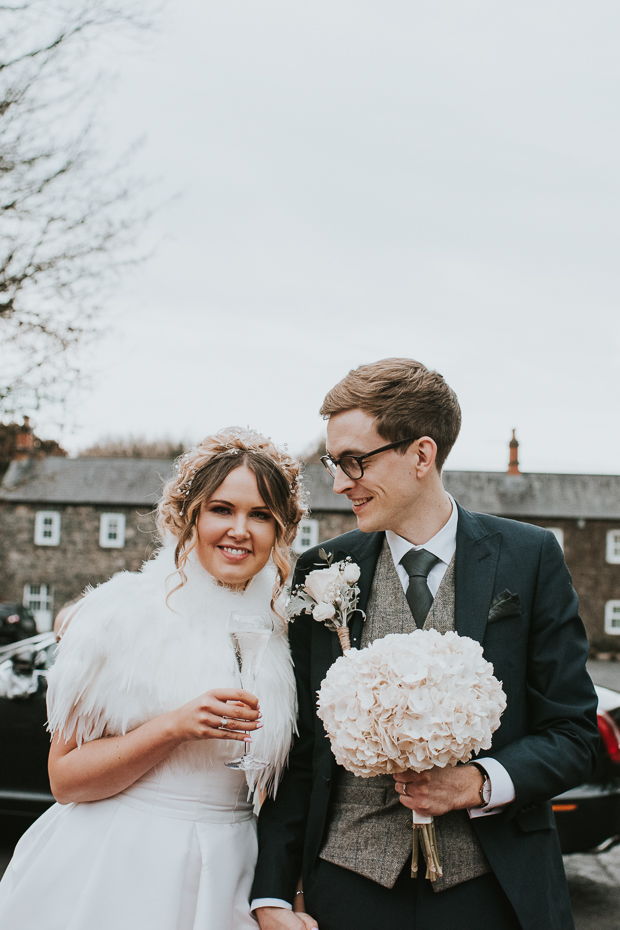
[469,762,491,808]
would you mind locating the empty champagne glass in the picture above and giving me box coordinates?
[225,609,275,770]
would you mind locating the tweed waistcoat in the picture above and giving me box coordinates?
[319,538,491,892]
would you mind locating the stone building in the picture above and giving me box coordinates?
[0,432,619,652]
[0,455,165,628]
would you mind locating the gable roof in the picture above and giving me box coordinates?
[1,458,619,519]
[0,457,172,507]
[443,470,620,520]
[289,466,620,520]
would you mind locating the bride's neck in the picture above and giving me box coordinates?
[215,579,249,593]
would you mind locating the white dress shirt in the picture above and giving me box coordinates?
[251,498,514,912]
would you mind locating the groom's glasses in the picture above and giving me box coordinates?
[320,438,418,480]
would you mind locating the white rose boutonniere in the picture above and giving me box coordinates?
[287,549,365,652]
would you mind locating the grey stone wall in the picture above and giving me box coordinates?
[0,503,158,614]
[517,517,620,653]
[314,512,357,543]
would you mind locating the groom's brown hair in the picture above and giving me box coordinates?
[320,357,461,472]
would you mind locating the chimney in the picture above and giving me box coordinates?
[14,416,34,461]
[507,429,521,476]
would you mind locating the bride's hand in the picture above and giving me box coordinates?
[170,688,262,742]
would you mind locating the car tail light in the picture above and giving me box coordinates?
[597,710,620,764]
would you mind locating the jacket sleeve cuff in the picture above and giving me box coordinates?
[251,898,293,914]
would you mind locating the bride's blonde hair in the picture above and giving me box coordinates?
[157,427,307,610]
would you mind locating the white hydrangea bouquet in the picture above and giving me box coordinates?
[287,549,363,653]
[316,628,507,880]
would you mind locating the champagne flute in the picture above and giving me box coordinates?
[225,609,275,770]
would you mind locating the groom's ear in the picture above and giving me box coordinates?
[411,436,438,477]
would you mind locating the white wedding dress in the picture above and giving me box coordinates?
[0,546,296,930]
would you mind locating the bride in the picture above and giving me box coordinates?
[0,428,306,930]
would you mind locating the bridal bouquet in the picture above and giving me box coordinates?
[317,628,506,879]
[287,549,363,653]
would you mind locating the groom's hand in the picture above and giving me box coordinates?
[255,907,318,930]
[394,765,484,816]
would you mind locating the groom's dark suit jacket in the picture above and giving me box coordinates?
[252,505,599,930]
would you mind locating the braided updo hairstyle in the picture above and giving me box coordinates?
[157,427,307,611]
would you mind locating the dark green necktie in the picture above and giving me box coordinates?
[400,548,440,626]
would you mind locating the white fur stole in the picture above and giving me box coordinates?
[46,545,297,796]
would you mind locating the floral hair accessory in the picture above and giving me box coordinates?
[167,427,307,519]
[287,549,364,652]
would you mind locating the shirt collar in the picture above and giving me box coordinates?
[386,494,458,567]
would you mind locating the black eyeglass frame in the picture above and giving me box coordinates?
[320,437,418,480]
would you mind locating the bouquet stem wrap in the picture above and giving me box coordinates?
[336,627,351,653]
[411,811,442,880]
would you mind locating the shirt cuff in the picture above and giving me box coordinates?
[250,898,293,913]
[468,757,516,818]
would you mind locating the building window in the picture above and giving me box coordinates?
[548,527,564,551]
[606,531,620,564]
[34,511,61,546]
[23,584,54,632]
[293,519,319,554]
[604,601,620,635]
[99,513,126,548]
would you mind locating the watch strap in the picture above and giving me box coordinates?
[469,762,491,807]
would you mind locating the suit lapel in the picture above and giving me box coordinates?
[455,505,501,644]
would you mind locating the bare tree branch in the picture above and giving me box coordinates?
[0,0,159,418]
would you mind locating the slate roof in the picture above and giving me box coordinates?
[1,458,619,519]
[304,465,620,519]
[0,457,173,506]
[443,471,620,520]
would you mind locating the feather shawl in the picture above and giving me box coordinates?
[46,545,297,795]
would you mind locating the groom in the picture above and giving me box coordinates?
[252,358,598,930]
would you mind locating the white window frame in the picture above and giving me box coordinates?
[547,527,564,551]
[99,513,126,549]
[606,530,620,564]
[34,511,61,546]
[23,584,54,632]
[604,600,620,636]
[293,518,320,554]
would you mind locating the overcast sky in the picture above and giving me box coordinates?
[40,1,619,474]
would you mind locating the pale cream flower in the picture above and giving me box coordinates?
[304,566,340,604]
[313,602,336,622]
[342,563,361,584]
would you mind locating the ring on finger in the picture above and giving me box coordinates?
[402,783,408,797]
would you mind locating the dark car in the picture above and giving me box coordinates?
[0,603,37,647]
[0,632,56,821]
[552,685,620,854]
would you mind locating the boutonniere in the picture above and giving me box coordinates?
[287,549,365,652]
